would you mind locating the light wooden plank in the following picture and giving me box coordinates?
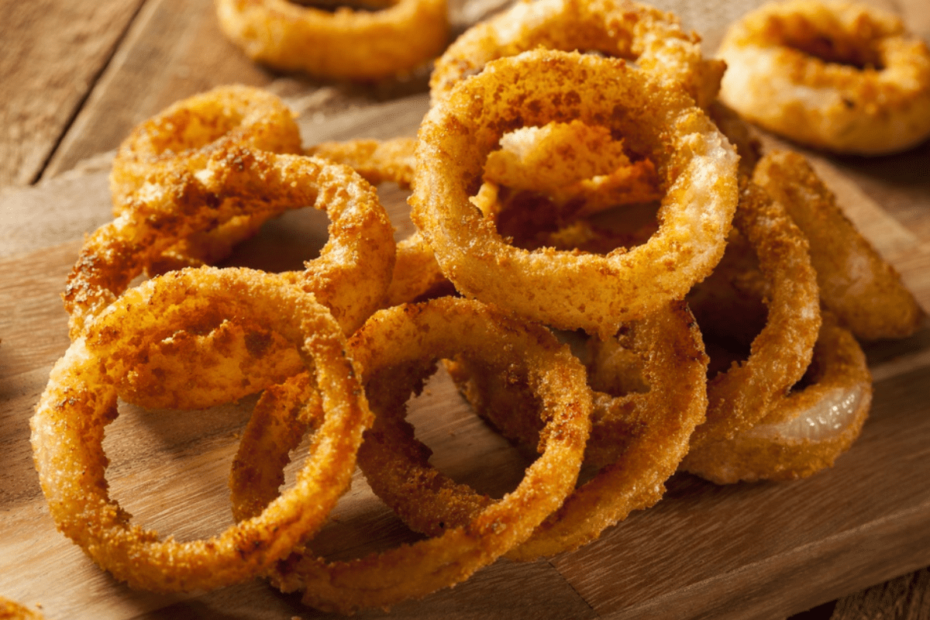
[0,0,145,188]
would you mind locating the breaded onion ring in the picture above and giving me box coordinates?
[682,313,872,483]
[445,301,708,559]
[229,297,592,612]
[430,0,724,107]
[110,85,302,271]
[31,267,371,593]
[753,150,924,340]
[688,180,821,447]
[215,0,450,81]
[65,144,395,340]
[305,136,449,306]
[412,49,739,338]
[717,0,930,155]
[306,136,417,187]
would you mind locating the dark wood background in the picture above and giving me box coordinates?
[1,0,929,617]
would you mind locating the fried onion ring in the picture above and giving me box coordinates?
[304,136,449,306]
[682,313,872,483]
[31,267,371,593]
[65,144,395,340]
[445,301,708,559]
[229,297,592,612]
[412,49,739,338]
[753,150,924,340]
[215,0,450,81]
[688,180,821,447]
[717,0,930,154]
[430,0,724,107]
[110,85,302,272]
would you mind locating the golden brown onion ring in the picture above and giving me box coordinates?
[753,150,924,341]
[688,180,821,448]
[682,313,872,483]
[306,137,417,188]
[229,297,593,612]
[65,144,395,341]
[303,136,449,306]
[215,0,449,81]
[110,85,302,272]
[430,0,724,107]
[32,267,371,593]
[446,301,708,560]
[413,49,739,338]
[717,0,930,155]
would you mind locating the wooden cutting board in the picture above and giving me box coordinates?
[2,0,930,618]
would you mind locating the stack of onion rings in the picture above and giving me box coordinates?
[229,297,593,612]
[444,301,708,559]
[33,267,371,593]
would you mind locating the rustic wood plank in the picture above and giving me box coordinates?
[831,567,930,620]
[0,0,145,188]
[40,0,437,181]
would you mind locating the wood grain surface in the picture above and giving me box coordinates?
[1,0,929,617]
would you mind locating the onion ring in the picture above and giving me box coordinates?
[229,297,592,612]
[110,85,302,272]
[753,150,924,340]
[688,179,821,447]
[682,313,872,483]
[717,0,930,155]
[65,144,395,341]
[215,0,450,81]
[430,0,724,107]
[445,300,708,559]
[305,136,449,306]
[31,267,371,593]
[412,49,739,338]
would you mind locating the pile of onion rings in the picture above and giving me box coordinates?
[29,0,926,613]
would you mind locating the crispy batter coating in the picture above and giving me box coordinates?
[65,144,395,341]
[229,297,592,612]
[479,121,661,219]
[111,85,302,271]
[683,314,871,483]
[0,598,44,620]
[754,150,924,340]
[688,180,822,447]
[32,267,371,593]
[718,0,930,154]
[431,0,724,107]
[303,136,450,306]
[413,50,739,338]
[449,301,708,560]
[215,0,449,80]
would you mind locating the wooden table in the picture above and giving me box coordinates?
[2,0,929,618]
